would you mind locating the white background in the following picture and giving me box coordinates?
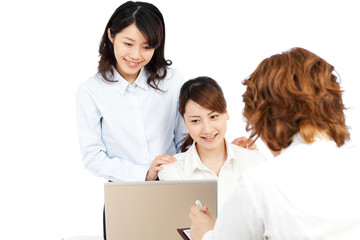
[0,0,359,239]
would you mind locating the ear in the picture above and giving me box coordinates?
[107,28,114,43]
[184,119,188,131]
[225,110,230,120]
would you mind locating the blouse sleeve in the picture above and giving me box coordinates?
[75,84,149,182]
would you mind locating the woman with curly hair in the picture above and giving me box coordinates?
[190,47,360,240]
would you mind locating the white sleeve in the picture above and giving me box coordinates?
[75,85,149,182]
[202,176,265,240]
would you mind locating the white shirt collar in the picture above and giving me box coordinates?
[183,138,236,178]
[279,132,336,157]
[110,67,148,95]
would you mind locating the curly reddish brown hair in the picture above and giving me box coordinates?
[242,47,350,152]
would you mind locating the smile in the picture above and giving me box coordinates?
[201,133,218,142]
[124,58,141,67]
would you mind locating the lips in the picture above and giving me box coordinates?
[201,133,218,142]
[124,58,141,67]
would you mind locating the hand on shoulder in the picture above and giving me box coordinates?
[145,154,177,181]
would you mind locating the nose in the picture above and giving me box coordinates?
[202,119,212,134]
[129,47,141,60]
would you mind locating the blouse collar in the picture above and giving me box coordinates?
[111,67,148,95]
[183,138,236,178]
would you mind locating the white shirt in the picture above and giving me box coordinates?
[158,139,266,211]
[76,68,187,182]
[204,134,360,240]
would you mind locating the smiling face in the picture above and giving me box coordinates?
[108,24,155,84]
[184,99,229,152]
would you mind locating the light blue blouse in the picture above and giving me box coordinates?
[76,68,186,181]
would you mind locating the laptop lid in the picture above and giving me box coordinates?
[104,180,217,240]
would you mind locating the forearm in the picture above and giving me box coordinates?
[82,149,149,181]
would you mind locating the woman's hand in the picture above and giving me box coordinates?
[189,204,215,240]
[232,136,258,150]
[145,154,176,181]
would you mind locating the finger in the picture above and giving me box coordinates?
[232,139,247,146]
[154,166,164,171]
[232,136,247,143]
[155,158,176,166]
[155,154,176,161]
[191,205,202,215]
[159,155,177,162]
[153,156,176,164]
[203,205,211,215]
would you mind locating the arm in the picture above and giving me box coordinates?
[76,85,149,181]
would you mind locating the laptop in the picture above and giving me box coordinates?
[104,180,217,240]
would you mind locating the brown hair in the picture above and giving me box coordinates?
[179,77,227,152]
[98,1,171,90]
[242,47,350,151]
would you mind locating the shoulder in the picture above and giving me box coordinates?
[161,68,185,90]
[77,73,106,94]
[77,72,119,99]
[158,151,188,180]
[167,151,188,170]
[165,68,184,80]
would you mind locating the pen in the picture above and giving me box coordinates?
[195,200,204,212]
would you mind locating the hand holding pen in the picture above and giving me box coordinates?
[189,200,215,240]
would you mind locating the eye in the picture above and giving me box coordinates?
[210,115,219,119]
[143,45,153,50]
[190,119,199,123]
[123,42,132,46]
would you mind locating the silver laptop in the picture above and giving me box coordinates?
[104,180,217,240]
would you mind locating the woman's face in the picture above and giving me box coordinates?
[108,23,155,84]
[183,99,229,152]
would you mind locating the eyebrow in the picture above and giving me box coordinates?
[122,37,135,42]
[121,36,149,44]
[186,111,215,118]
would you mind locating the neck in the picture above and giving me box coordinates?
[196,139,227,175]
[115,66,140,85]
[270,149,281,157]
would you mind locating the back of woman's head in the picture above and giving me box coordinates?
[98,1,170,89]
[242,47,350,151]
[179,76,227,152]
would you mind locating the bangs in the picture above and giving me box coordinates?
[189,85,227,114]
[135,11,163,48]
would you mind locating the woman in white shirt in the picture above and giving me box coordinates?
[158,77,266,211]
[76,1,187,183]
[189,47,360,240]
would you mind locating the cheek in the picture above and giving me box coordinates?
[143,50,155,62]
[113,44,126,58]
[218,120,227,133]
[185,124,198,138]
